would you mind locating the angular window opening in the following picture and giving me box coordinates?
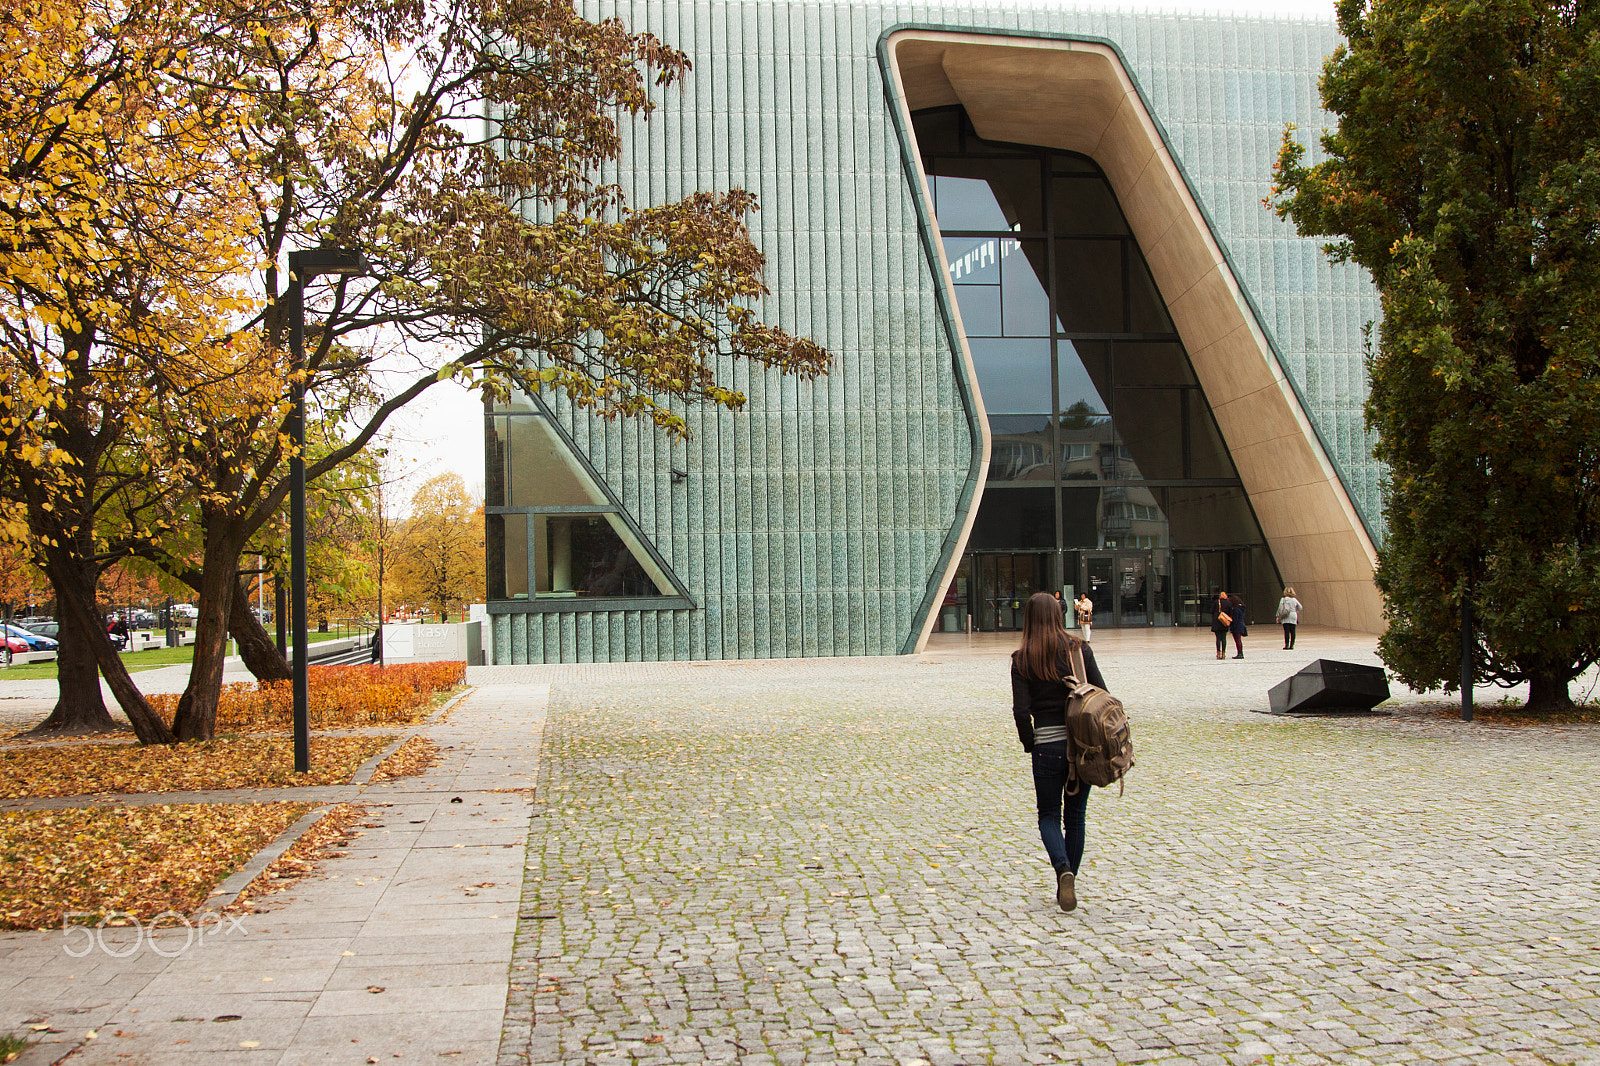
[916,104,1280,628]
[485,404,688,607]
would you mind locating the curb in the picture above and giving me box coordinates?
[195,683,477,912]
[196,802,335,915]
[350,685,472,786]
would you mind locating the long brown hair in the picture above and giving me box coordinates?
[1013,591,1083,681]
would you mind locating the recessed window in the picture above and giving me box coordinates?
[486,408,686,606]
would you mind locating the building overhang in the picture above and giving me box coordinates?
[884,29,1383,638]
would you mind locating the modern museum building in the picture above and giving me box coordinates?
[483,1,1385,664]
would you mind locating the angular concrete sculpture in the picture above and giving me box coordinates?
[1267,659,1390,716]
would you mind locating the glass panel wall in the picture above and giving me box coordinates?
[485,408,677,602]
[916,105,1280,627]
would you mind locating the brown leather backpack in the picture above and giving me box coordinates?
[1065,644,1136,793]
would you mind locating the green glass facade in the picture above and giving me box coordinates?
[487,2,1380,663]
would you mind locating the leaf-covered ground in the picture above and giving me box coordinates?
[1420,700,1600,724]
[369,736,440,781]
[0,735,395,799]
[144,664,465,734]
[229,802,368,912]
[0,803,310,929]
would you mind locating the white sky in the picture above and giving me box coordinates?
[383,0,1338,507]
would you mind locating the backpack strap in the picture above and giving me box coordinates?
[1067,643,1087,688]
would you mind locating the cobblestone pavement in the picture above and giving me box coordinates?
[498,631,1600,1066]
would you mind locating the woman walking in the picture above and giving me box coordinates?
[1011,591,1107,912]
[1276,586,1302,649]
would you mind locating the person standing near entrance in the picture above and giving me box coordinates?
[1212,590,1246,659]
[1073,592,1094,642]
[1276,586,1302,649]
[1011,591,1107,913]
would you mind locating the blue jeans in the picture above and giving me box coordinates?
[1032,741,1091,875]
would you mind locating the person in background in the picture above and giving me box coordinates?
[1073,591,1094,642]
[1212,591,1241,660]
[1276,586,1303,650]
[1011,592,1108,913]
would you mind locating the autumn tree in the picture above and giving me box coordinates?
[3,0,828,743]
[387,473,484,623]
[142,0,830,741]
[1272,0,1600,711]
[0,0,264,740]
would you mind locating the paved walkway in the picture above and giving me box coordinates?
[1,684,548,1066]
[2,628,1598,1065]
[497,629,1599,1066]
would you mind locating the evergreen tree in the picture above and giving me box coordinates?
[1273,0,1600,710]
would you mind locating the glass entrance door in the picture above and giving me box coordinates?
[972,552,1051,631]
[1081,551,1156,627]
[1114,554,1148,627]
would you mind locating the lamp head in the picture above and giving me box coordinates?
[289,246,370,279]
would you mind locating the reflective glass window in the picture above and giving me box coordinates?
[1057,339,1110,415]
[488,415,607,509]
[1052,175,1129,236]
[1000,240,1050,336]
[1127,248,1174,332]
[970,338,1051,414]
[914,109,960,154]
[534,514,667,598]
[1159,487,1267,548]
[969,487,1055,550]
[930,156,1044,231]
[952,281,1001,337]
[1113,388,1184,480]
[913,106,1277,579]
[1056,416,1113,480]
[1111,342,1196,387]
[1188,396,1239,479]
[1054,238,1124,333]
[487,387,538,414]
[1060,486,1103,547]
[944,235,1002,285]
[486,514,529,599]
[988,416,1055,482]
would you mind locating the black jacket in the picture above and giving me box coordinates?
[1011,643,1107,752]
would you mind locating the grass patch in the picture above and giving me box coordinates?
[0,734,395,800]
[0,802,311,930]
[0,629,356,680]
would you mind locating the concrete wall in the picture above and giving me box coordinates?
[385,623,482,666]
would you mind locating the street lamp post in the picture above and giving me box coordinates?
[287,246,369,773]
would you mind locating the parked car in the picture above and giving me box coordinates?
[172,603,199,620]
[22,620,60,639]
[3,623,59,664]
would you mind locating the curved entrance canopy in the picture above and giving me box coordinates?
[885,30,1383,640]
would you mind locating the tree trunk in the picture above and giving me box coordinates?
[1525,671,1574,714]
[28,572,117,735]
[172,534,242,741]
[229,575,290,682]
[46,550,174,745]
